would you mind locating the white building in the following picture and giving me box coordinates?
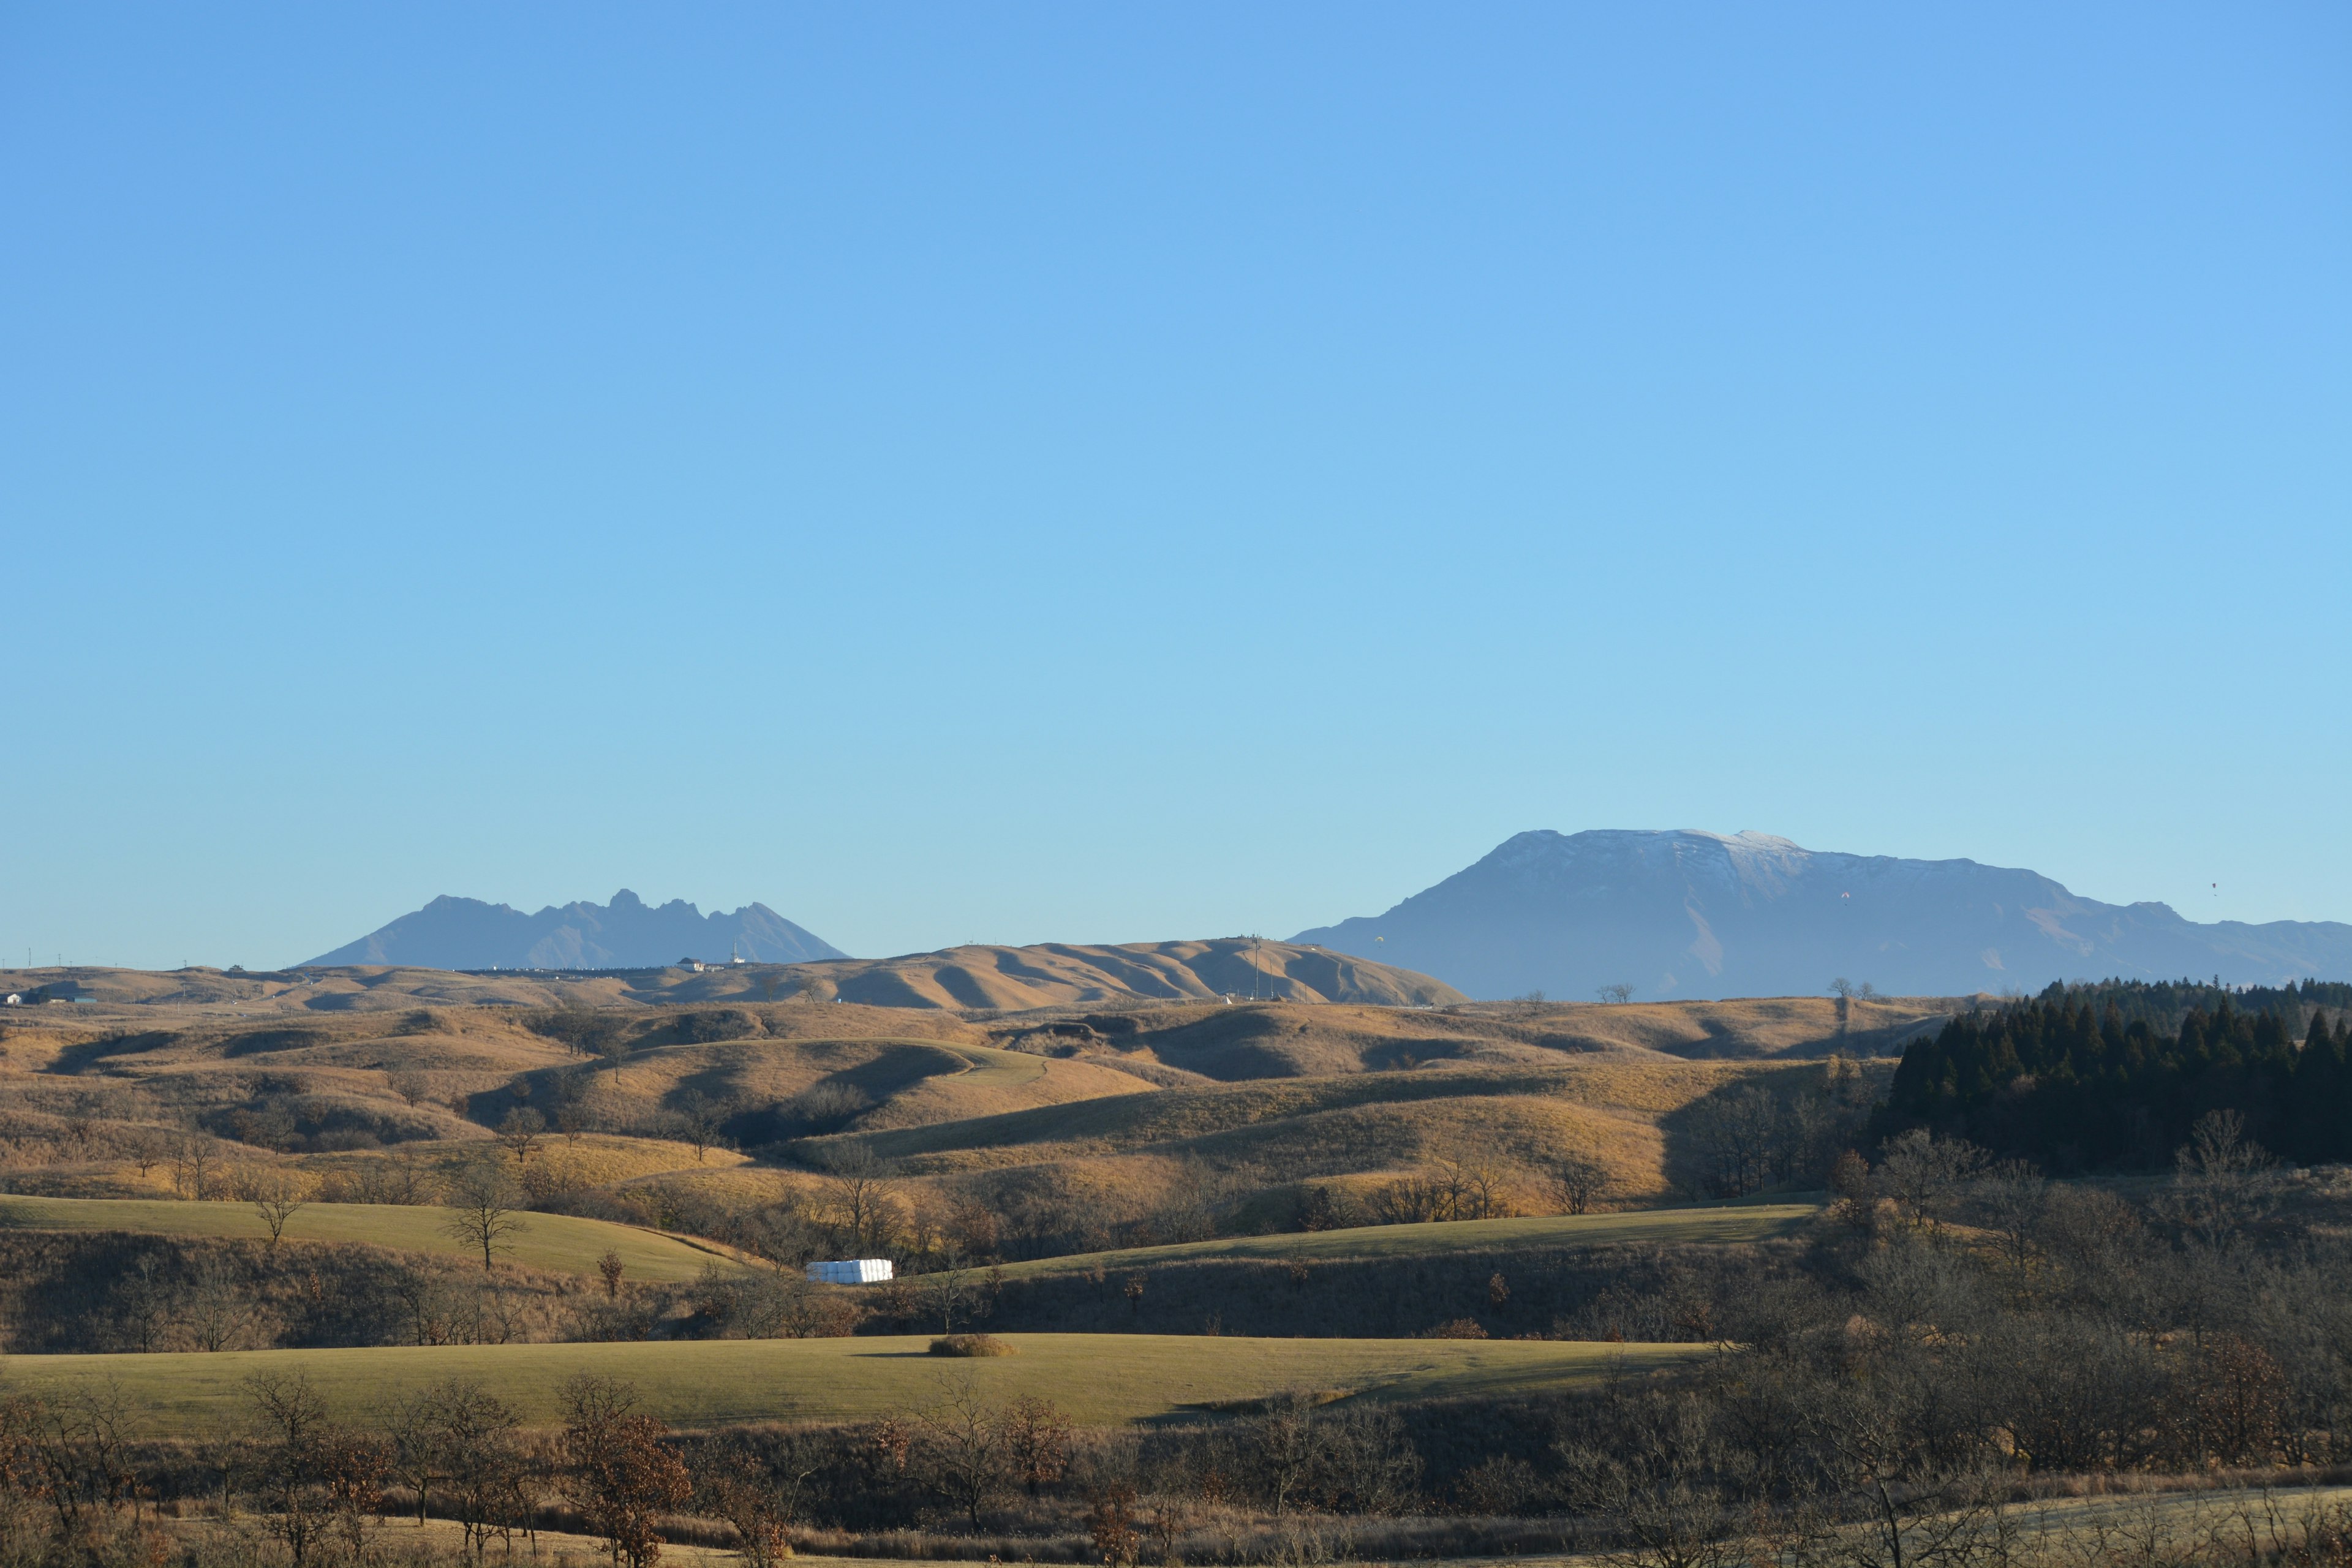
[806,1259,894,1285]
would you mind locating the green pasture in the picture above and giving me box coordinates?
[0,1333,1713,1433]
[997,1202,1823,1279]
[0,1195,739,1283]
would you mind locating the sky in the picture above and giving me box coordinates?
[2,3,2348,971]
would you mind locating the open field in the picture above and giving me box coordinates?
[0,1333,1711,1432]
[0,1194,742,1281]
[993,1201,1823,1278]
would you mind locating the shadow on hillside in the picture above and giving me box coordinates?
[1655,1061,1880,1200]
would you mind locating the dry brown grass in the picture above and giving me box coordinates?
[0,937,1461,1019]
[2,974,1910,1246]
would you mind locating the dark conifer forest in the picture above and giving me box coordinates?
[1883,979,2352,1169]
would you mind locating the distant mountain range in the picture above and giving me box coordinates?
[303,890,845,970]
[1292,829,2352,1001]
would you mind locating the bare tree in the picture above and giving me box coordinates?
[423,1378,532,1566]
[1828,978,1855,1034]
[249,1167,309,1246]
[1874,1128,1985,1229]
[6,1383,142,1546]
[1427,1140,1514,1219]
[172,1135,223,1200]
[922,1248,993,1334]
[183,1257,258,1351]
[1678,1087,1789,1199]
[384,1388,443,1525]
[124,1125,170,1180]
[823,1143,900,1255]
[742,1191,824,1273]
[496,1106,545,1164]
[1972,1158,2049,1278]
[353,1145,438,1205]
[595,1031,631,1079]
[911,1373,1012,1529]
[388,1070,431,1108]
[1250,1393,1320,1515]
[1558,1401,1753,1568]
[119,1251,170,1352]
[703,1447,813,1568]
[674,1091,728,1163]
[1553,1149,1611,1215]
[1798,1381,2005,1568]
[2160,1107,2280,1254]
[440,1159,525,1270]
[246,1368,387,1568]
[1597,983,1637,1005]
[599,1249,626,1299]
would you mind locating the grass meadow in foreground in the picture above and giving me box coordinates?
[0,1194,737,1282]
[0,1333,1709,1433]
[995,1200,1823,1278]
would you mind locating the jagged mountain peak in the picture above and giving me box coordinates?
[303,891,845,971]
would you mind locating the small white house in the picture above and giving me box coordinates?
[2,993,18,1006]
[806,1259,894,1285]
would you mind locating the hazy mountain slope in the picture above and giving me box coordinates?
[1293,829,2352,1001]
[303,889,844,969]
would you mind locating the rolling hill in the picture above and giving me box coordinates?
[0,985,1910,1262]
[767,938,1464,1010]
[2,938,1462,1016]
[1,1334,1710,1433]
[0,1194,739,1281]
[1295,827,2352,1001]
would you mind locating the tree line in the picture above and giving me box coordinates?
[1882,981,2352,1169]
[8,1115,2351,1568]
[0,1370,696,1568]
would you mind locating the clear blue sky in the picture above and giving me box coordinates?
[3,4,2347,970]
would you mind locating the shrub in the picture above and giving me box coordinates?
[929,1333,1016,1357]
[1420,1318,1488,1340]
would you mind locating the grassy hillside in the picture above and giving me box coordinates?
[0,935,1465,1017]
[724,1057,1837,1229]
[992,1202,1823,1279]
[2,981,1895,1254]
[0,1195,740,1282]
[0,1333,1713,1433]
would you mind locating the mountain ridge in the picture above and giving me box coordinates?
[1292,828,2352,1001]
[303,889,845,970]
